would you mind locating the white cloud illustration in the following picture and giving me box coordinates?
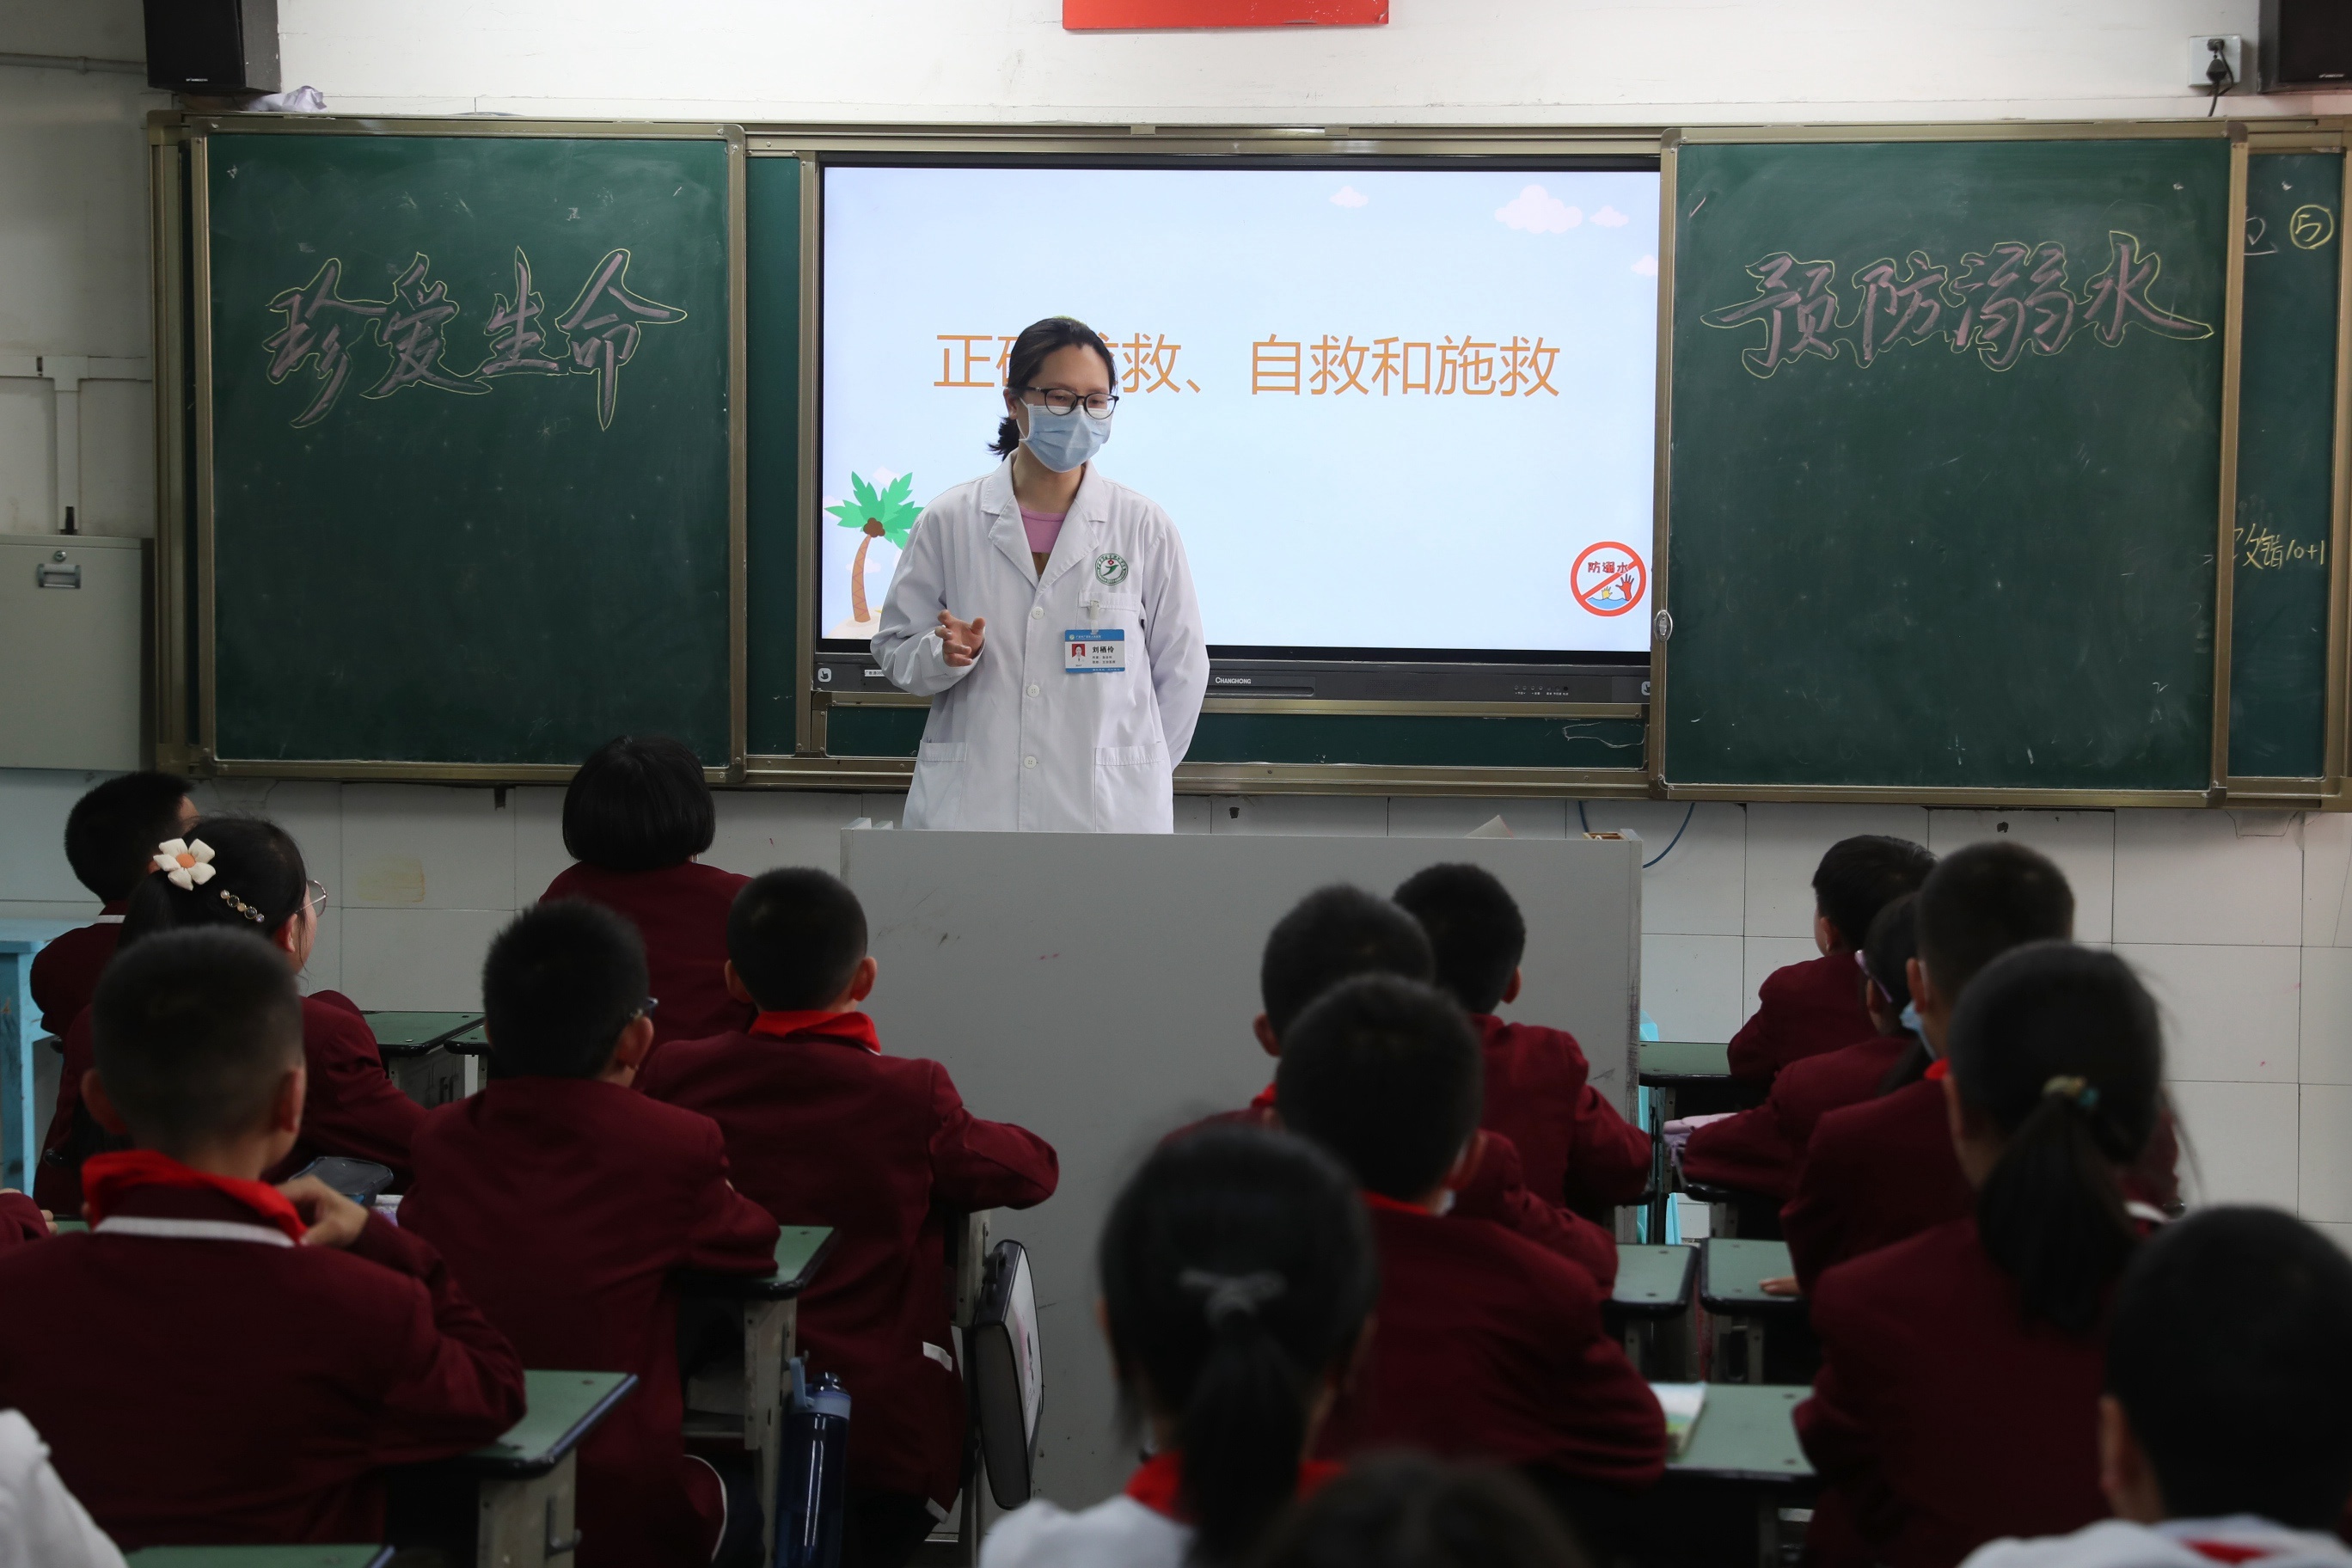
[1495,184,1581,233]
[1632,254,1659,277]
[1330,185,1369,208]
[1591,205,1630,228]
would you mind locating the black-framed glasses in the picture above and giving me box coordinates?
[1017,386,1118,419]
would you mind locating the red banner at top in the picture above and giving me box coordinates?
[1064,0,1386,28]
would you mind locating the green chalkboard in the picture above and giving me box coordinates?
[2230,152,2342,780]
[1665,137,2233,793]
[204,130,738,766]
[747,154,801,758]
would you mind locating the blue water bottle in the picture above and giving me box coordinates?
[778,1357,853,1568]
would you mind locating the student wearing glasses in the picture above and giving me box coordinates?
[873,316,1208,833]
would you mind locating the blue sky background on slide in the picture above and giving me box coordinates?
[821,164,1660,652]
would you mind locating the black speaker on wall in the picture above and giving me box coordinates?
[2263,0,2352,89]
[143,0,281,94]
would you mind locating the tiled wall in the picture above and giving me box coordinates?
[4,769,2347,1239]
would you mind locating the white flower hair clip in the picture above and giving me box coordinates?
[153,837,217,891]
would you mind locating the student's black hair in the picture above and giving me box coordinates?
[560,734,716,873]
[989,316,1120,458]
[2108,1206,2352,1528]
[727,867,868,1012]
[1810,834,1937,951]
[481,900,651,1080]
[91,927,303,1153]
[120,816,309,950]
[1259,885,1435,1043]
[1276,973,1481,1202]
[1102,1124,1376,1565]
[1250,1454,1589,1568]
[1945,941,2162,1336]
[1391,862,1526,1017]
[1881,839,2076,1093]
[1862,892,1919,1025]
[64,771,192,903]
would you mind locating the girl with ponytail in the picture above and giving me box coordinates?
[34,817,424,1211]
[1796,941,2167,1568]
[982,1124,1376,1568]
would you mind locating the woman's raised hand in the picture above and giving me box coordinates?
[939,609,987,667]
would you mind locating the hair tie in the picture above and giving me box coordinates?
[2043,1075,2101,1112]
[152,838,216,891]
[1179,1269,1286,1326]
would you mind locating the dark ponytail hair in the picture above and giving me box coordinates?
[120,816,309,952]
[1945,941,2162,1334]
[1100,1124,1377,1563]
[989,317,1119,458]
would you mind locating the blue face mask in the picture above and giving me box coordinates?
[1900,999,1928,1046]
[1020,402,1112,473]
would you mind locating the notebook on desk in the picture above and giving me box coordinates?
[1653,1381,1707,1457]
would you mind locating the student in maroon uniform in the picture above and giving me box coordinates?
[1798,942,2169,1568]
[1683,894,1920,1203]
[404,901,780,1568]
[983,1125,1376,1568]
[540,734,753,1046]
[0,928,523,1548]
[28,772,193,1038]
[1224,885,1619,1289]
[640,867,1059,1568]
[1277,974,1666,1559]
[36,818,423,1213]
[1728,835,1934,1084]
[1393,862,1653,1216]
[1780,842,2072,1292]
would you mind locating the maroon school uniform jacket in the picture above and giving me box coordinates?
[0,1186,523,1548]
[1682,1034,1910,1203]
[0,1193,46,1253]
[1780,1078,1970,1292]
[1191,1090,1620,1289]
[1726,952,1874,1083]
[1316,1197,1666,1491]
[640,1010,1060,1507]
[403,1078,781,1568]
[1797,1216,2112,1568]
[35,991,426,1213]
[26,906,122,1038]
[541,861,754,1046]
[1472,1014,1653,1212]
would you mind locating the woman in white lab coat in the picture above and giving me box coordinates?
[873,317,1208,833]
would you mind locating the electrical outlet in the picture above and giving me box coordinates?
[2190,34,2247,92]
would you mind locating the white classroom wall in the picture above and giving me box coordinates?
[3,0,2351,1242]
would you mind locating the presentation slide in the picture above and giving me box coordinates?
[820,164,1660,655]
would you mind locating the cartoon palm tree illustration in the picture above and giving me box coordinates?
[826,471,920,625]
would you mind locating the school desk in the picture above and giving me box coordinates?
[360,1011,482,1110]
[458,1369,637,1568]
[1656,1381,1816,1568]
[1605,1243,1699,1379]
[1640,1039,1758,1243]
[127,1550,394,1568]
[1700,1238,1806,1385]
[680,1225,835,1565]
[0,919,78,1194]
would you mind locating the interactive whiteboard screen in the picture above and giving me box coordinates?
[820,164,1660,656]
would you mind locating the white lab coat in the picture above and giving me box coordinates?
[872,460,1208,832]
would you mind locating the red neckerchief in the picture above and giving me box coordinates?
[2179,1546,2279,1565]
[1359,1189,1434,1217]
[1248,1082,1277,1112]
[1926,1058,1950,1081]
[1123,1451,1344,1522]
[750,1008,880,1055]
[81,1149,308,1242]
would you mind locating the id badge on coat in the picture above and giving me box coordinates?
[1063,628,1126,674]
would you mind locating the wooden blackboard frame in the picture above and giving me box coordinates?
[150,113,750,784]
[2226,128,2352,807]
[1643,119,2351,810]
